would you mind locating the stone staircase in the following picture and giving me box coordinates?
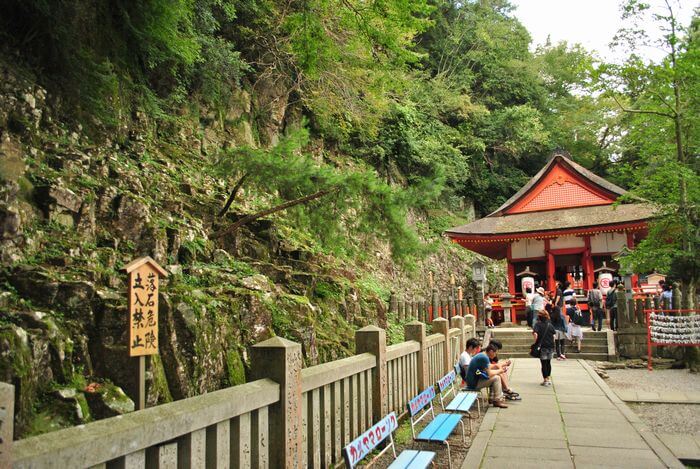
[487,327,612,361]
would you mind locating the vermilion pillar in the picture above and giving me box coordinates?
[583,236,594,290]
[506,244,516,295]
[545,239,555,292]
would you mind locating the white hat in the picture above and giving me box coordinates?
[536,287,545,294]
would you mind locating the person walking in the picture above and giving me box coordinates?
[525,287,535,328]
[532,310,556,386]
[566,298,584,353]
[532,287,546,317]
[606,280,618,331]
[588,282,604,331]
[551,303,568,359]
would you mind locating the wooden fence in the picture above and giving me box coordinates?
[389,288,482,323]
[5,315,476,469]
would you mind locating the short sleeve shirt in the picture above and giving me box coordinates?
[563,288,575,304]
[458,351,472,369]
[531,294,545,312]
[466,353,490,389]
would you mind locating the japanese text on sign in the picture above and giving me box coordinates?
[438,370,456,392]
[408,386,436,416]
[129,264,159,356]
[344,412,398,467]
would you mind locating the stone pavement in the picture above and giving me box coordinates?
[655,433,700,464]
[462,359,684,469]
[614,389,700,404]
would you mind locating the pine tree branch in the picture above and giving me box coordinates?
[211,187,339,239]
[218,173,250,217]
[611,94,675,119]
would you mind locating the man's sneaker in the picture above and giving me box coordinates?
[544,381,553,386]
[560,354,566,359]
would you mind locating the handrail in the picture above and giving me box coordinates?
[301,353,375,393]
[13,379,280,469]
[425,333,444,347]
[386,341,420,361]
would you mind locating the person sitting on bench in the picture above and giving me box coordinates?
[465,343,508,408]
[458,338,481,383]
[487,339,520,400]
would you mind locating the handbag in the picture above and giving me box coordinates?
[529,342,540,358]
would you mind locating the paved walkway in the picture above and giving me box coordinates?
[462,359,684,468]
[655,433,700,463]
[615,389,700,404]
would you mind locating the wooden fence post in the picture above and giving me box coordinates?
[464,314,476,339]
[450,316,465,359]
[432,317,451,374]
[389,292,398,316]
[251,337,303,469]
[355,326,388,424]
[405,322,428,391]
[0,382,13,468]
[431,289,439,320]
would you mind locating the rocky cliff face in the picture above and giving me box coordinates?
[0,59,489,438]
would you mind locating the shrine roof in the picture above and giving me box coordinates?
[445,202,655,237]
[489,152,626,216]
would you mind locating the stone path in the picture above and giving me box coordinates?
[615,389,700,404]
[655,433,700,463]
[461,359,684,468]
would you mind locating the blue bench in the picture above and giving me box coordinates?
[407,386,465,469]
[436,369,481,433]
[342,411,435,468]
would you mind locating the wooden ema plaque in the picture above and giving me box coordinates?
[124,257,168,357]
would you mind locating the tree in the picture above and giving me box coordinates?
[212,128,429,261]
[601,0,699,311]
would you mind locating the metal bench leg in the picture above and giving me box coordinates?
[445,441,452,469]
[459,419,466,443]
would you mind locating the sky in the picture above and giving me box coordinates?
[511,0,698,63]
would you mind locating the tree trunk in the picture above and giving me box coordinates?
[211,187,338,239]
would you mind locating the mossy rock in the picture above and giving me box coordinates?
[84,381,135,419]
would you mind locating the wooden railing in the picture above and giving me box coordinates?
[301,353,375,467]
[386,341,420,417]
[3,315,476,468]
[12,379,279,468]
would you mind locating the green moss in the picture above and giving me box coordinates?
[150,354,174,403]
[225,348,246,386]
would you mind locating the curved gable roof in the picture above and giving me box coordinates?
[489,152,626,217]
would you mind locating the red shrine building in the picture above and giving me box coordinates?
[446,152,656,296]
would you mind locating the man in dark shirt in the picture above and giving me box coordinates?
[465,344,508,408]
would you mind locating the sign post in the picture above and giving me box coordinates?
[123,256,168,410]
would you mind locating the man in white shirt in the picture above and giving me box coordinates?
[458,338,481,383]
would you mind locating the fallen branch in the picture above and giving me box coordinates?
[211,186,340,239]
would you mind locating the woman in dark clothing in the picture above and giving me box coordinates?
[550,305,568,360]
[533,310,556,386]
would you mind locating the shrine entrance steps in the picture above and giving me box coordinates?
[488,328,612,361]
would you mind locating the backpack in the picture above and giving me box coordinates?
[588,290,601,308]
[569,307,584,326]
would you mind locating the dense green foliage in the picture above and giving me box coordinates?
[601,1,700,302]
[1,0,697,276]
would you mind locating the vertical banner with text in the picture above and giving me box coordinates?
[124,257,168,357]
